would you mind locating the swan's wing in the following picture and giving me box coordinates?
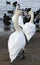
[12,14,17,23]
[23,23,36,41]
[18,16,24,27]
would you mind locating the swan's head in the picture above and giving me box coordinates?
[16,4,20,10]
[27,8,33,15]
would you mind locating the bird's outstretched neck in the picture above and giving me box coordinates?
[13,10,22,31]
[29,10,34,23]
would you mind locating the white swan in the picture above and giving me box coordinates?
[18,8,36,41]
[8,9,26,62]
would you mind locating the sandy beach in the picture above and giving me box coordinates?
[0,29,40,65]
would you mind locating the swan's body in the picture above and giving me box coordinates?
[8,10,26,62]
[23,22,36,41]
[18,10,36,41]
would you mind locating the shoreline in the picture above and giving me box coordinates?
[0,29,14,36]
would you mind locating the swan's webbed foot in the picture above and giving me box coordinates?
[21,56,25,59]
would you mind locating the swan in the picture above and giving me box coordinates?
[18,8,36,41]
[8,9,26,62]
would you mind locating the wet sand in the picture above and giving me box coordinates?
[0,29,40,65]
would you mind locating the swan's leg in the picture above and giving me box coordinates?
[18,49,25,59]
[22,50,25,59]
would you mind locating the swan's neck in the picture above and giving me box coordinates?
[29,11,34,23]
[14,14,22,31]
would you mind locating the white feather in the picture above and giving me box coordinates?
[8,10,26,62]
[18,10,36,41]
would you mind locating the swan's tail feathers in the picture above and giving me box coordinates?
[9,51,19,62]
[8,47,21,62]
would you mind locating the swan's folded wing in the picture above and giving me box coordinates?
[18,16,24,27]
[23,23,36,41]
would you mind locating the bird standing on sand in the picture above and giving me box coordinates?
[18,8,36,41]
[8,9,26,62]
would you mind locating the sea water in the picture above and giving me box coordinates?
[0,0,40,32]
[0,0,40,18]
